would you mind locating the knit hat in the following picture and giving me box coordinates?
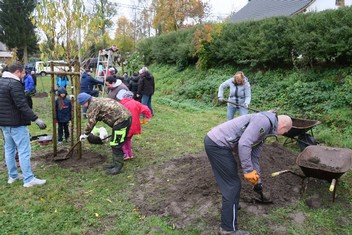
[57,87,67,95]
[77,92,92,105]
[122,91,134,99]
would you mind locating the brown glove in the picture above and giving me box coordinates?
[244,170,260,185]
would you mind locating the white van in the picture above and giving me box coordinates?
[35,60,74,76]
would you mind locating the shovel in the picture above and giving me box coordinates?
[253,183,273,204]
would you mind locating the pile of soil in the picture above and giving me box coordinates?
[130,142,305,231]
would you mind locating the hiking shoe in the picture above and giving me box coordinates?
[58,141,63,145]
[23,177,46,188]
[219,227,250,235]
[8,174,24,184]
[129,155,134,159]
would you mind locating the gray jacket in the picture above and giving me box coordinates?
[207,112,277,175]
[218,77,251,106]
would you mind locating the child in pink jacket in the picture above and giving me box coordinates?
[120,91,152,160]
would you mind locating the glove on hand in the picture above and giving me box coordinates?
[244,170,260,185]
[218,97,224,102]
[34,118,46,129]
[80,133,89,141]
[243,103,249,108]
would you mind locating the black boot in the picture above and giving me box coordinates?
[102,163,115,169]
[106,167,122,175]
[106,153,123,175]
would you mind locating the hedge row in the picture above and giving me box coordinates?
[137,6,352,69]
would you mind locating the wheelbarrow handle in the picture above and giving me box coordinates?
[329,179,337,192]
[271,170,290,177]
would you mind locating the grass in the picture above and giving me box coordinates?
[1,74,352,235]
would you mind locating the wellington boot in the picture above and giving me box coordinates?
[102,163,115,169]
[106,167,122,175]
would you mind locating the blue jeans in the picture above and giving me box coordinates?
[141,95,153,116]
[227,104,248,120]
[1,126,34,183]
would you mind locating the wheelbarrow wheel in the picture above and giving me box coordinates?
[297,134,318,151]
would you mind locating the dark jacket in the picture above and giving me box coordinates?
[0,73,38,126]
[56,87,72,123]
[80,72,103,95]
[137,71,155,96]
[128,75,139,93]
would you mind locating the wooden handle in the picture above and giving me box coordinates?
[271,170,290,177]
[329,179,336,192]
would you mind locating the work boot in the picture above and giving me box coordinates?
[106,153,123,174]
[102,163,115,169]
[106,167,122,175]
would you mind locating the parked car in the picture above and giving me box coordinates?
[25,61,36,72]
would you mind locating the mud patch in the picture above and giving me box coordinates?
[41,149,107,170]
[131,142,304,230]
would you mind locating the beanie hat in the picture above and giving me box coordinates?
[139,67,148,74]
[77,92,92,105]
[122,91,134,99]
[57,87,67,95]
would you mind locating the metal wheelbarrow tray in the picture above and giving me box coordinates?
[296,145,352,201]
[283,118,321,150]
[284,118,321,138]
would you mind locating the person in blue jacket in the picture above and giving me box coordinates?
[204,112,292,235]
[23,71,35,109]
[56,73,70,89]
[55,87,72,144]
[218,71,251,120]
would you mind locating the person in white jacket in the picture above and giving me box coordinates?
[218,71,251,120]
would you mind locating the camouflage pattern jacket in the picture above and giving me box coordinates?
[84,97,131,134]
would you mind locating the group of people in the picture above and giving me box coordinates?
[1,62,294,235]
[77,66,154,174]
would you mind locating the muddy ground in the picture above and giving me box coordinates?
[33,142,340,234]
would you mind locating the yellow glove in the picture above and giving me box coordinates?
[244,170,260,185]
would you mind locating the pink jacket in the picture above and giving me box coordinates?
[120,98,152,137]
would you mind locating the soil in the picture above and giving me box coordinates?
[30,142,337,234]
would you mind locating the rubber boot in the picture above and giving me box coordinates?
[106,153,124,175]
[102,163,115,169]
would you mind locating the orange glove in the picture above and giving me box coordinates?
[244,170,260,185]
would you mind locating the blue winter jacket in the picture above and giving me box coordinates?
[23,74,35,93]
[80,72,103,95]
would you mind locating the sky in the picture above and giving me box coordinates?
[207,0,248,20]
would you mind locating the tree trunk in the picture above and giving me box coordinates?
[23,45,28,65]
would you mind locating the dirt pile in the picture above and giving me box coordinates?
[131,142,304,230]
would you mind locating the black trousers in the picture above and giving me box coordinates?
[58,122,69,141]
[204,135,241,231]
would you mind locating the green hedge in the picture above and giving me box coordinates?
[137,6,352,69]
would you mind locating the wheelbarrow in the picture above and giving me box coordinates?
[272,145,352,202]
[283,117,321,151]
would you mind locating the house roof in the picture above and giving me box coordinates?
[229,0,314,23]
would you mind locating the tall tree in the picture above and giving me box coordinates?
[87,0,117,48]
[114,16,134,54]
[151,0,208,33]
[36,0,90,62]
[0,0,38,64]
